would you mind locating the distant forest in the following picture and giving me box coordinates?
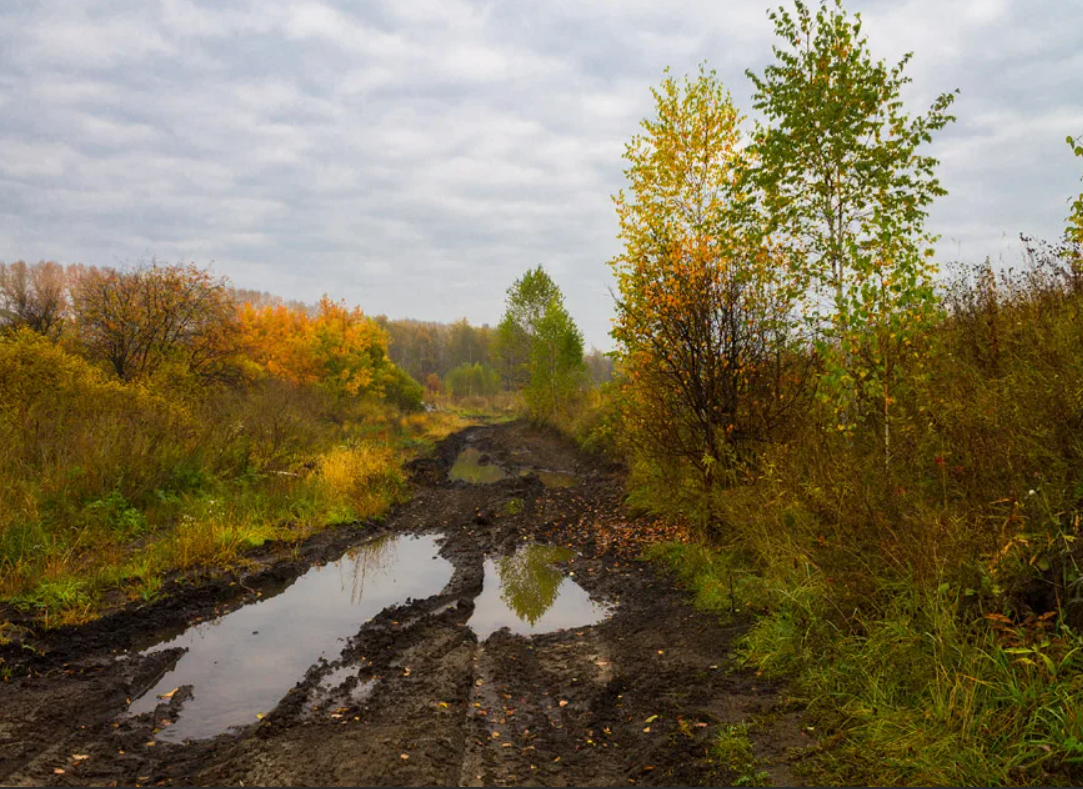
[228,288,614,392]
[373,316,613,391]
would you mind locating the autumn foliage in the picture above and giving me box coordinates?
[591,4,1083,785]
[238,296,420,407]
[0,259,427,622]
[609,67,810,510]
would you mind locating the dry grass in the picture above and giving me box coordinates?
[598,250,1083,786]
[0,329,467,626]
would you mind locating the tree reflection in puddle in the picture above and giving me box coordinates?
[449,447,508,484]
[468,544,612,638]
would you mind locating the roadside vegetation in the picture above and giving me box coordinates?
[504,1,1083,785]
[0,261,466,628]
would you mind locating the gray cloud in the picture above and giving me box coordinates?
[1,0,1080,348]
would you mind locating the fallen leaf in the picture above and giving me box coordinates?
[558,700,568,707]
[71,754,90,762]
[54,769,66,775]
[157,688,179,700]
[400,753,409,760]
[645,715,659,723]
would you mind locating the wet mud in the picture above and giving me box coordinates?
[0,420,810,786]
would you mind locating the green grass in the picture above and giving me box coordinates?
[0,401,463,628]
[649,540,1083,786]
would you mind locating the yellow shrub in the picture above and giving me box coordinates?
[318,443,406,520]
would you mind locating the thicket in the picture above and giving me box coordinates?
[0,261,445,628]
[590,1,1083,784]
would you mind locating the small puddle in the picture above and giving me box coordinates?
[451,448,577,488]
[467,544,612,638]
[449,447,507,484]
[127,534,452,742]
[519,469,578,488]
[318,665,377,702]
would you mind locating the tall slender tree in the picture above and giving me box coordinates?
[494,266,586,420]
[747,0,956,461]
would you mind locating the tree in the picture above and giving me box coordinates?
[1068,133,1083,266]
[448,318,490,368]
[493,267,561,388]
[238,296,422,409]
[444,362,501,398]
[583,347,614,385]
[71,262,239,382]
[609,67,808,509]
[0,260,69,337]
[495,266,586,420]
[747,0,956,461]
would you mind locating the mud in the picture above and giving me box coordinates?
[0,420,810,786]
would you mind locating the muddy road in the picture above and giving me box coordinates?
[0,421,807,786]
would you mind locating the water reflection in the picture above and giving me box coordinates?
[468,544,611,638]
[533,471,578,488]
[449,447,508,484]
[127,534,452,742]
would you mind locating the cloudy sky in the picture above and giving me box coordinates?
[1,1,1081,349]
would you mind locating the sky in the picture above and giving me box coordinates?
[1,0,1081,350]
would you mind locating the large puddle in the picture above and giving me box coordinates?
[126,536,611,741]
[128,535,452,742]
[468,544,612,638]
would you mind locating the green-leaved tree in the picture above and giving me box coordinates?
[494,266,586,421]
[747,0,956,463]
[1068,133,1083,267]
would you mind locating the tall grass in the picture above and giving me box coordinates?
[609,249,1083,785]
[0,330,451,627]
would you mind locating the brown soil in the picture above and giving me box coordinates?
[0,420,811,787]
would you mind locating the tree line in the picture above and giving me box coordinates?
[0,260,423,409]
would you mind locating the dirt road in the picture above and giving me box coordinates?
[0,421,806,786]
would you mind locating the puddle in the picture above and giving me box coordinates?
[451,447,577,488]
[519,469,578,488]
[449,447,508,484]
[467,544,612,638]
[319,663,358,690]
[318,665,377,702]
[127,534,452,742]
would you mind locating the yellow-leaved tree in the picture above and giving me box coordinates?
[609,66,808,523]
